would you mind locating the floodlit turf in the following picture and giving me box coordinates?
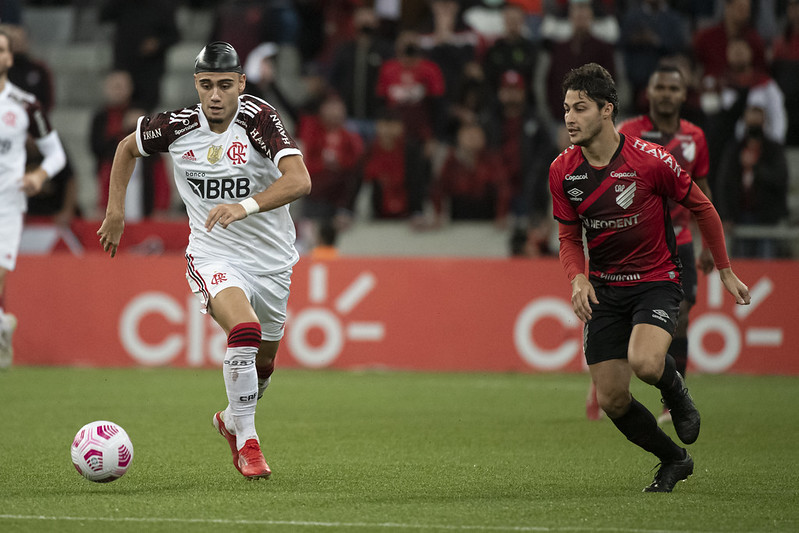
[0,367,797,533]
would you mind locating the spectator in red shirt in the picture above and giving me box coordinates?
[376,30,447,218]
[362,110,411,219]
[431,123,510,226]
[376,30,447,143]
[692,0,767,81]
[297,92,365,226]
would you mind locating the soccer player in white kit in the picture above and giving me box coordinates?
[0,28,66,369]
[98,41,311,479]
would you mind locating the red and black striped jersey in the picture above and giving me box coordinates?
[549,134,693,286]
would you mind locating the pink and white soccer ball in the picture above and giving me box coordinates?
[71,421,133,482]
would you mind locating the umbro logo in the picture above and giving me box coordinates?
[182,150,197,161]
[651,309,669,323]
[568,188,583,202]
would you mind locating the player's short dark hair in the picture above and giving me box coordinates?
[562,63,619,121]
[650,64,685,82]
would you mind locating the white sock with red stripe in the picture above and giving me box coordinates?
[222,322,261,449]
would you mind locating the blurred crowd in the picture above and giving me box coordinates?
[2,0,798,258]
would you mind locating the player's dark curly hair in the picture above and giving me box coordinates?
[562,63,619,122]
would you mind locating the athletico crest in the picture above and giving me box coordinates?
[207,145,223,164]
[615,182,636,209]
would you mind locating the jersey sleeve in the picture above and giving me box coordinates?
[136,107,201,156]
[549,157,579,224]
[240,97,301,165]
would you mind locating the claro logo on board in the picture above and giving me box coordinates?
[117,264,385,368]
[116,273,779,374]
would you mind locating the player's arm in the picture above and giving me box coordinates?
[23,131,66,197]
[679,185,750,305]
[97,132,142,257]
[692,176,716,274]
[558,222,597,323]
[205,154,312,231]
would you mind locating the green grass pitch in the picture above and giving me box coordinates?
[1,367,797,532]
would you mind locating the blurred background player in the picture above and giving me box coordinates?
[97,41,311,479]
[0,27,66,369]
[550,63,750,492]
[586,64,714,423]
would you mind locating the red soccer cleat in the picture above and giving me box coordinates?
[237,439,271,479]
[213,411,239,469]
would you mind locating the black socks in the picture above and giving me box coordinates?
[611,397,684,462]
[655,353,679,392]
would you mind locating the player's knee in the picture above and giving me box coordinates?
[628,354,663,384]
[597,388,631,418]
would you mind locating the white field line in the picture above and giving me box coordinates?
[0,514,724,533]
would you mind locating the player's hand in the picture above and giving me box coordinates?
[697,247,715,274]
[97,215,125,258]
[719,267,751,305]
[570,274,598,323]
[205,203,247,231]
[21,170,47,197]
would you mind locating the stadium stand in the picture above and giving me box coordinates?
[14,1,799,257]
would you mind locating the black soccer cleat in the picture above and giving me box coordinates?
[663,372,701,444]
[644,451,694,493]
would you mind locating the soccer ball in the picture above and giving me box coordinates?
[71,420,133,482]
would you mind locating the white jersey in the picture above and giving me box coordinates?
[136,94,303,274]
[0,81,53,214]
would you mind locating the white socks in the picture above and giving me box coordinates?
[223,322,261,449]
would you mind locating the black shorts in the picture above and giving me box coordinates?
[678,242,697,304]
[583,281,683,365]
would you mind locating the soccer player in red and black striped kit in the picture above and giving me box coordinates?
[586,64,717,422]
[549,63,750,492]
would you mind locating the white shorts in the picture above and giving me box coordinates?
[0,211,23,271]
[185,254,292,341]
